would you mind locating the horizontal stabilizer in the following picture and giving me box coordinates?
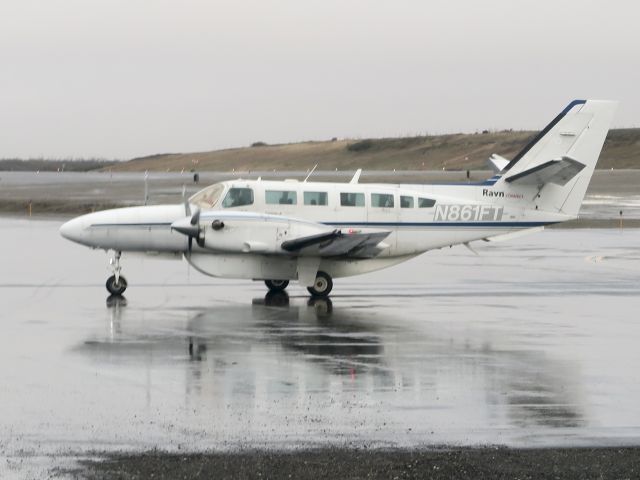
[487,154,509,173]
[505,156,585,186]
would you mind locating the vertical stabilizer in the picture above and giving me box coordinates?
[498,99,617,217]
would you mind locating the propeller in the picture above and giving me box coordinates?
[172,207,205,252]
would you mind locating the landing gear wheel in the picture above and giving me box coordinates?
[265,279,289,292]
[106,274,127,296]
[307,271,333,297]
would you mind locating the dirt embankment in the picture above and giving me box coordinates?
[109,129,640,172]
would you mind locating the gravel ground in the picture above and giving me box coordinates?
[64,447,640,479]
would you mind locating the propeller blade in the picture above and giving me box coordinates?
[190,207,200,226]
[171,217,200,238]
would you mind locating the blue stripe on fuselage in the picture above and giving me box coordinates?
[435,176,501,187]
[324,221,551,228]
[90,221,553,228]
[90,223,173,227]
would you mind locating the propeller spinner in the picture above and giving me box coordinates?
[171,207,204,250]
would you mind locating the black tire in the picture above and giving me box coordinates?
[306,271,333,297]
[106,274,127,296]
[264,279,289,292]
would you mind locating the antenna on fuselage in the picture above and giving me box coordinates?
[182,184,191,216]
[463,241,480,256]
[144,171,149,205]
[303,164,318,182]
[349,168,362,184]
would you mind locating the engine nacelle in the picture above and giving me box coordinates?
[197,212,332,254]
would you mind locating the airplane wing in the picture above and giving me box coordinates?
[281,230,341,251]
[173,210,391,258]
[282,230,391,258]
[505,156,585,186]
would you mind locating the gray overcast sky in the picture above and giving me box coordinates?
[1,0,638,159]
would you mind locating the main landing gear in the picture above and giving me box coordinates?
[106,251,127,296]
[264,271,333,297]
[307,271,333,297]
[264,279,289,292]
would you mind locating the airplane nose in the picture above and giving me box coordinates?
[59,216,85,243]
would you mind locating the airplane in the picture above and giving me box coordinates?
[60,99,617,298]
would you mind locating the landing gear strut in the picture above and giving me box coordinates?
[265,279,289,292]
[307,271,333,297]
[106,251,127,296]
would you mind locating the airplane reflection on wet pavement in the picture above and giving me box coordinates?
[93,291,585,444]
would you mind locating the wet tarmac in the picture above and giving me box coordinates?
[2,218,640,477]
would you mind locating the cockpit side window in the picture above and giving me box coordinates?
[190,184,225,209]
[222,187,254,208]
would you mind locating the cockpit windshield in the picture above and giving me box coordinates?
[189,184,225,209]
[222,187,254,208]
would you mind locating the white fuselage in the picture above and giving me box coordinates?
[57,99,617,295]
[60,177,570,281]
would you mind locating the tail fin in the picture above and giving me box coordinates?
[497,99,617,217]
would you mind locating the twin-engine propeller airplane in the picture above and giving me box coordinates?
[60,99,617,297]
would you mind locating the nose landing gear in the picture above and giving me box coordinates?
[106,251,127,296]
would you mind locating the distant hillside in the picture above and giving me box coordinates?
[0,158,117,172]
[111,128,640,172]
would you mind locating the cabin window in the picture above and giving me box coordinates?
[266,190,297,205]
[340,192,365,207]
[371,193,394,208]
[304,191,328,206]
[400,195,414,208]
[190,184,225,209]
[222,187,254,208]
[418,197,436,208]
